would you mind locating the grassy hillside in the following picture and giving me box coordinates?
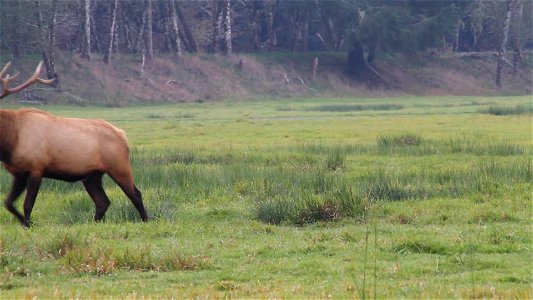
[1,51,531,105]
[0,96,531,298]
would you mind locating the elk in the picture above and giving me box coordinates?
[0,61,148,227]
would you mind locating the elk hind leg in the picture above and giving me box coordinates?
[82,172,111,222]
[109,171,148,222]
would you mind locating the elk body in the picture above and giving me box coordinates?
[0,62,148,226]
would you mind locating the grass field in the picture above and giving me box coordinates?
[0,96,531,298]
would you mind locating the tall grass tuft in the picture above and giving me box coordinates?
[377,133,423,147]
[295,194,341,225]
[324,149,346,171]
[480,105,532,116]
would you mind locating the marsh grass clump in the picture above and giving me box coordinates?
[254,194,343,225]
[480,105,532,116]
[324,150,346,171]
[360,172,431,201]
[377,133,423,147]
[295,194,341,225]
[253,196,297,225]
[253,172,367,225]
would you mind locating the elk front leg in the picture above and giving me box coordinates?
[4,176,27,225]
[82,172,111,222]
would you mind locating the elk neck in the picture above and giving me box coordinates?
[0,110,20,164]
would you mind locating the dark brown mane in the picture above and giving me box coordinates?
[0,110,19,164]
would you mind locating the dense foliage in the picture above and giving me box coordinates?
[1,0,531,59]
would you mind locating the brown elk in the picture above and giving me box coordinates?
[0,61,148,226]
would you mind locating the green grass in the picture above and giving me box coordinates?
[0,96,531,298]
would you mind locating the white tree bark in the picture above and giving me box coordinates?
[511,0,523,74]
[223,0,232,54]
[170,0,182,57]
[82,0,91,61]
[146,0,154,59]
[496,0,517,87]
[104,0,119,64]
[265,0,276,51]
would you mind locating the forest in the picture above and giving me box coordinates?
[1,0,532,92]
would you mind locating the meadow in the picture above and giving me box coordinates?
[0,96,531,298]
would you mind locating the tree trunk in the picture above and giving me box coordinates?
[511,0,523,74]
[453,21,462,51]
[211,1,223,53]
[139,8,147,78]
[367,44,376,63]
[495,0,517,88]
[90,14,102,52]
[146,0,154,59]
[327,18,340,50]
[120,2,134,53]
[175,2,197,52]
[35,0,59,88]
[346,40,367,76]
[222,0,232,54]
[9,1,22,58]
[136,10,146,54]
[81,0,91,61]
[290,10,302,52]
[47,0,59,88]
[104,0,119,64]
[265,0,277,51]
[301,9,309,52]
[170,0,182,57]
[160,1,172,52]
[248,0,261,52]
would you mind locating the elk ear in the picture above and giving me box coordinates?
[0,61,55,99]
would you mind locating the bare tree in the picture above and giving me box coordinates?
[247,0,261,52]
[211,1,223,53]
[511,0,523,74]
[146,0,154,59]
[81,0,91,61]
[170,0,182,57]
[265,0,277,51]
[35,0,59,88]
[119,2,134,53]
[495,0,518,88]
[223,0,232,54]
[104,0,119,64]
[174,2,197,52]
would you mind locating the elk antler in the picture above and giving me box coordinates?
[0,61,55,99]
